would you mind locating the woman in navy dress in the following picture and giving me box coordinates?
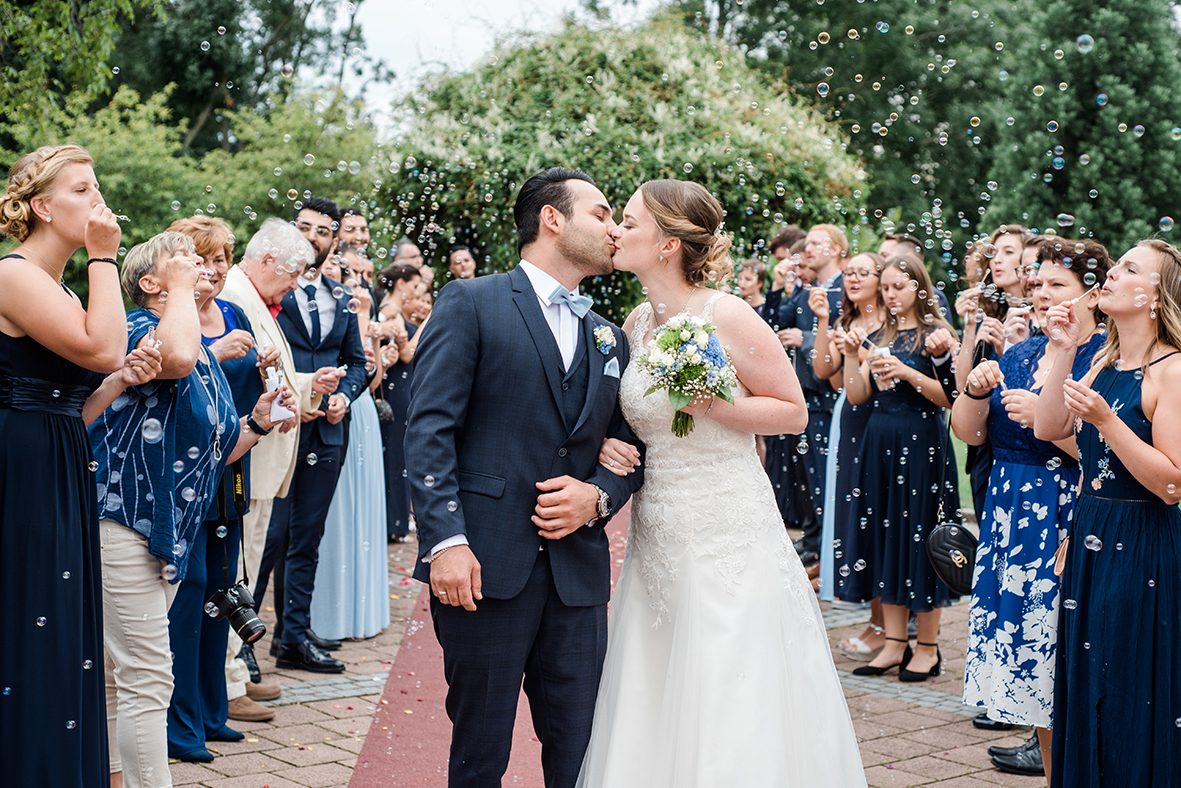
[1036,239,1181,787]
[810,254,886,649]
[377,263,426,541]
[842,254,960,681]
[952,238,1109,778]
[0,145,142,787]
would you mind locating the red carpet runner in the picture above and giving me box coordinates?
[350,504,632,788]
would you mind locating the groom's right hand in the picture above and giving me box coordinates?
[430,545,483,611]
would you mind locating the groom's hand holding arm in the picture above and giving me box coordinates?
[533,477,601,539]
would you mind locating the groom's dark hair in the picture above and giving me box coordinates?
[514,167,596,254]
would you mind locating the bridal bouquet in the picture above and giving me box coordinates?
[639,314,738,437]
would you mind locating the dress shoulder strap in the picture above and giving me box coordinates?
[631,302,653,346]
[702,291,724,322]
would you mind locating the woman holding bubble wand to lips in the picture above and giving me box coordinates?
[951,239,1109,782]
[1035,240,1181,787]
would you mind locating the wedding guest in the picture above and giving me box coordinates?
[843,254,960,682]
[310,246,390,640]
[215,218,309,717]
[338,208,370,256]
[954,226,1030,564]
[90,231,281,788]
[736,258,768,316]
[294,197,340,267]
[0,144,134,788]
[767,224,804,265]
[952,238,1110,781]
[448,245,477,280]
[879,231,951,318]
[1035,239,1181,787]
[810,253,887,649]
[377,263,424,541]
[256,196,367,673]
[164,216,286,759]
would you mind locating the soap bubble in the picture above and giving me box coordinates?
[181,487,196,502]
[1161,217,1175,232]
[141,419,163,443]
[817,82,829,97]
[170,200,181,211]
[304,153,316,166]
[1076,34,1094,54]
[200,41,211,52]
[161,564,178,581]
[424,474,436,487]
[447,500,458,512]
[172,461,184,473]
[216,525,227,538]
[1084,535,1103,551]
[306,453,318,465]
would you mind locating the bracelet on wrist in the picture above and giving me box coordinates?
[87,257,118,267]
[964,387,991,400]
[424,545,456,564]
[245,414,272,436]
[704,396,715,416]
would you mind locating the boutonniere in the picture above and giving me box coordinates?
[594,325,616,355]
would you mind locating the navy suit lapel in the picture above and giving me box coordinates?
[571,314,605,437]
[509,266,565,416]
[278,290,312,347]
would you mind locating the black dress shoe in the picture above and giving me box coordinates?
[899,642,941,682]
[989,732,1039,758]
[852,639,911,676]
[992,743,1044,776]
[170,747,214,763]
[206,724,244,742]
[974,712,1016,731]
[238,642,262,684]
[275,640,345,673]
[268,638,280,658]
[308,630,342,651]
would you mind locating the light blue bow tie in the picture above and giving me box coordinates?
[547,285,594,318]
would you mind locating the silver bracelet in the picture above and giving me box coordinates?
[423,545,456,564]
[705,396,715,416]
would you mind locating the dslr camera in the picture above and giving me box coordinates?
[205,580,266,643]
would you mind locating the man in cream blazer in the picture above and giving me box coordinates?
[218,219,318,717]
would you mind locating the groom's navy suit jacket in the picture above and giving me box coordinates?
[406,265,645,606]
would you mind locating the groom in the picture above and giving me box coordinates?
[406,167,645,788]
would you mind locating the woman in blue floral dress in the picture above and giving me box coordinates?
[951,239,1109,778]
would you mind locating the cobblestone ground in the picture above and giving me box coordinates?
[168,539,1043,788]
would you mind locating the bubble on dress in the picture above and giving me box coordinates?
[82,660,93,669]
[306,453,318,465]
[1063,599,1077,610]
[66,720,76,729]
[89,461,99,472]
[447,500,458,512]
[424,475,436,487]
[162,564,178,581]
[216,525,228,538]
[36,616,46,626]
[181,487,197,502]
[141,418,164,443]
[1084,535,1102,551]
[853,559,866,572]
[62,571,70,580]
[173,461,184,473]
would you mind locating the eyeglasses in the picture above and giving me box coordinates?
[295,221,333,238]
[844,268,878,280]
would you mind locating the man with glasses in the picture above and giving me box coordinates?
[294,197,340,267]
[338,209,370,255]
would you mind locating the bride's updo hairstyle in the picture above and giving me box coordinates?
[0,144,94,241]
[639,180,734,286]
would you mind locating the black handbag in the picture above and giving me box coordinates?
[373,396,395,424]
[925,507,978,598]
[925,399,977,596]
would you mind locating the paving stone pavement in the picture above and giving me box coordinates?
[168,539,1044,788]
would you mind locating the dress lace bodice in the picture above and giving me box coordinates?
[618,297,817,629]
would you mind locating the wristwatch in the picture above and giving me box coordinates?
[593,485,612,520]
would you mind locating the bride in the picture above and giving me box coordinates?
[577,180,866,787]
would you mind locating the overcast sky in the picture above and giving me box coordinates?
[351,0,661,125]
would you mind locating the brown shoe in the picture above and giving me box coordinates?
[227,695,275,722]
[245,682,282,701]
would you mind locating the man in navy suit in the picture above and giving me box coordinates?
[405,168,646,788]
[256,196,367,673]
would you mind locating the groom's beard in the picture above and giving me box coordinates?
[557,224,613,279]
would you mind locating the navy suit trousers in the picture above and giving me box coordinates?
[432,550,607,788]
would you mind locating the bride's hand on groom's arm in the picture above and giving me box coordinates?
[533,476,599,539]
[599,438,640,477]
[430,546,482,611]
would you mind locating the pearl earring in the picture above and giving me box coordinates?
[1151,307,1157,320]
[45,216,51,223]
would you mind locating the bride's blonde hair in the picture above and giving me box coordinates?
[638,180,734,287]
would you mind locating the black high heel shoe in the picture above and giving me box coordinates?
[852,637,912,676]
[899,640,942,682]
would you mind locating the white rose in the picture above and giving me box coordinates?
[680,329,691,341]
[694,331,709,346]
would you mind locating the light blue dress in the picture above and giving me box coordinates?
[310,389,390,639]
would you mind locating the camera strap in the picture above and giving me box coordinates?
[216,460,250,592]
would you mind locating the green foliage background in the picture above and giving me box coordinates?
[373,13,867,322]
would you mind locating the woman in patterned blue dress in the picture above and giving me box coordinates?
[1036,239,1181,787]
[951,239,1109,778]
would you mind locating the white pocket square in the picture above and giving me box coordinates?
[603,357,620,378]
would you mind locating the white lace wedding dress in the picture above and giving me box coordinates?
[576,297,866,787]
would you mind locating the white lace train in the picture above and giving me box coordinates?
[576,299,866,788]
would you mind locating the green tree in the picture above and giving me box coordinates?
[983,0,1181,252]
[107,0,389,153]
[0,0,163,133]
[673,0,1030,283]
[375,12,865,321]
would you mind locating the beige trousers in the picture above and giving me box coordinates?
[224,497,275,699]
[100,520,178,787]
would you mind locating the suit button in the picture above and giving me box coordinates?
[561,382,569,391]
[558,448,568,457]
